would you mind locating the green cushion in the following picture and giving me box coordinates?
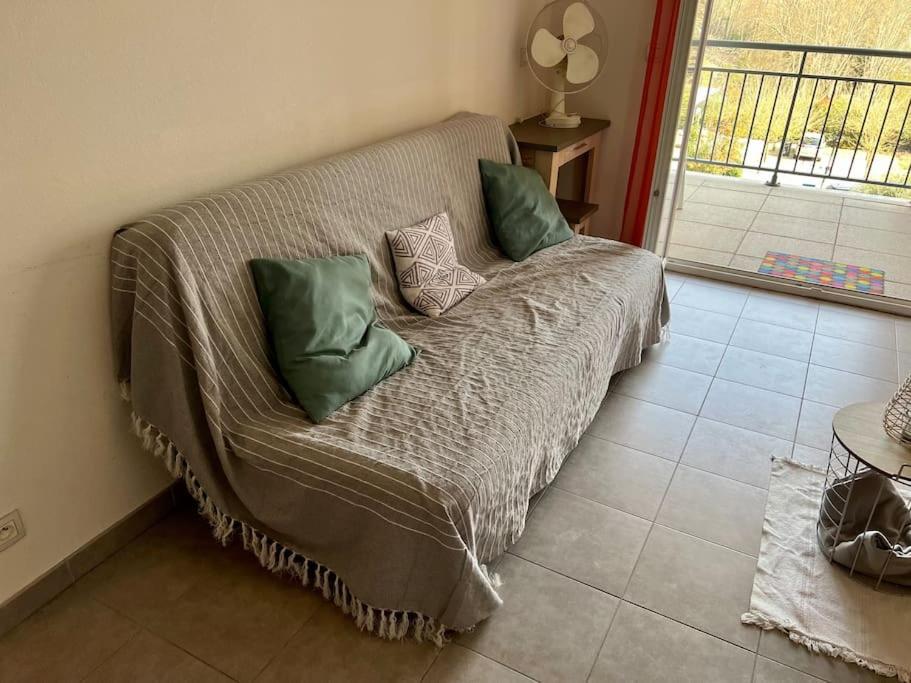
[478,158,573,261]
[250,254,417,423]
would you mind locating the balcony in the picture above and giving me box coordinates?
[664,40,911,300]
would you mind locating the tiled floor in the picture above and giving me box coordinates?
[2,275,906,682]
[664,173,911,300]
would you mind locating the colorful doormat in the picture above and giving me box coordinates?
[758,252,885,295]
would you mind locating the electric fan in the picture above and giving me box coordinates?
[527,0,608,128]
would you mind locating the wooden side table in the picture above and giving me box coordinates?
[556,198,599,236]
[818,401,911,588]
[510,115,611,236]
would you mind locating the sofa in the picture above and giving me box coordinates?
[110,113,669,644]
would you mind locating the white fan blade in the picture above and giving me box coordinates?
[530,28,565,68]
[563,2,595,40]
[566,44,599,84]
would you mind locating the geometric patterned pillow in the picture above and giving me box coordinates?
[385,212,485,317]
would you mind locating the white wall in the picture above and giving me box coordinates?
[0,0,657,604]
[572,0,657,238]
[0,0,552,604]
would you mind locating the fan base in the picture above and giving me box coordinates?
[543,112,582,128]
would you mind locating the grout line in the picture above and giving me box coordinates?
[78,627,142,682]
[85,596,240,681]
[584,604,620,681]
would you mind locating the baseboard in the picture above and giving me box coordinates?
[0,483,182,637]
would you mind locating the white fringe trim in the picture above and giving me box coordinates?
[129,411,458,646]
[742,611,908,681]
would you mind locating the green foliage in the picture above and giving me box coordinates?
[681,0,911,187]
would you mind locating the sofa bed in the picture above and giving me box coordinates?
[110,113,669,643]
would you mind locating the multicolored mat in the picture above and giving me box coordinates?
[758,252,885,295]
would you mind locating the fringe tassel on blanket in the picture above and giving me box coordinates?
[129,412,452,646]
[741,611,910,682]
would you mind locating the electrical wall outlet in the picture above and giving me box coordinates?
[0,509,25,552]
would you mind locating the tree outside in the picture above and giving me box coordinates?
[678,0,911,198]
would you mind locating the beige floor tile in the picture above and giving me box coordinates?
[750,212,838,243]
[681,418,791,489]
[843,197,911,214]
[643,332,726,375]
[589,602,755,683]
[730,318,814,362]
[458,555,618,682]
[796,400,839,451]
[791,444,831,470]
[140,547,323,681]
[763,195,843,222]
[754,655,825,682]
[700,175,771,195]
[554,436,676,519]
[884,280,911,301]
[690,186,768,210]
[670,304,739,344]
[841,205,911,233]
[257,603,437,683]
[837,224,911,258]
[670,219,746,252]
[624,525,759,650]
[901,351,911,380]
[667,243,733,266]
[770,186,845,205]
[674,281,749,316]
[716,346,809,397]
[758,629,889,682]
[423,645,532,682]
[679,201,757,229]
[512,488,651,595]
[741,292,819,332]
[895,321,911,353]
[684,276,753,296]
[665,273,687,299]
[803,365,896,409]
[816,305,897,348]
[77,510,229,626]
[730,255,764,271]
[588,394,695,460]
[0,589,138,682]
[810,334,898,382]
[833,246,911,285]
[84,630,231,682]
[612,363,712,415]
[656,465,767,556]
[700,379,801,440]
[738,232,834,261]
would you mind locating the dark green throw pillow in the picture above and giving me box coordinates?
[250,254,417,423]
[478,158,574,261]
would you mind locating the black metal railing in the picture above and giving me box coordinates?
[686,40,911,188]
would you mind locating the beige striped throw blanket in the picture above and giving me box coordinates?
[110,114,669,642]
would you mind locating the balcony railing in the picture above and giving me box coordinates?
[686,40,911,188]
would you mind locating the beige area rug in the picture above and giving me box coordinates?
[742,459,911,681]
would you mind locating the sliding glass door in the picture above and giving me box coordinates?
[645,0,911,315]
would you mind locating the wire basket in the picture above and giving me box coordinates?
[883,374,911,444]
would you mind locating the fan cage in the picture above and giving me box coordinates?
[525,0,608,95]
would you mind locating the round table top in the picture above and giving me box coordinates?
[832,401,911,479]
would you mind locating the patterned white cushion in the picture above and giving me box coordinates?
[385,212,485,317]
